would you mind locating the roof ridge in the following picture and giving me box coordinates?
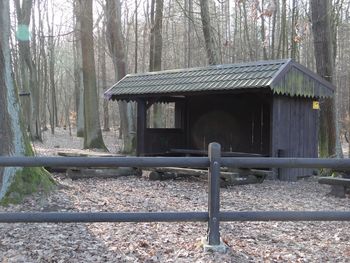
[125,59,290,78]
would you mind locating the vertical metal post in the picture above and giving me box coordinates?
[208,142,221,245]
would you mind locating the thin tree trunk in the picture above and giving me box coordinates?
[38,1,48,131]
[45,4,58,134]
[149,0,164,128]
[291,0,298,59]
[134,0,139,73]
[260,0,268,60]
[241,2,254,61]
[188,0,193,67]
[74,0,84,137]
[271,0,278,59]
[277,0,287,58]
[101,18,110,132]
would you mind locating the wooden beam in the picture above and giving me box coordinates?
[67,167,140,180]
[169,148,266,157]
[318,177,350,198]
[318,177,350,186]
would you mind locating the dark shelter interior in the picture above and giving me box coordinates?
[140,92,270,156]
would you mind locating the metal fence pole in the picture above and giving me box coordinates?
[207,142,221,246]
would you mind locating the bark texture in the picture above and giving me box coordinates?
[79,0,106,150]
[74,0,84,137]
[149,0,164,128]
[149,0,163,72]
[200,0,218,65]
[310,0,338,157]
[100,21,110,132]
[106,0,136,154]
[14,0,41,141]
[0,0,54,204]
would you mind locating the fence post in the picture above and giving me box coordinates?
[203,142,226,252]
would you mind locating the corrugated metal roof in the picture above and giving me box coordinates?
[105,59,334,100]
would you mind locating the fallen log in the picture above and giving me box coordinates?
[144,167,267,186]
[67,167,141,180]
[57,149,122,157]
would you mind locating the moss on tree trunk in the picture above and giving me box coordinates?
[0,167,56,205]
[0,85,56,205]
[0,118,56,206]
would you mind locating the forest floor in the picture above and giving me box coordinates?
[0,128,350,262]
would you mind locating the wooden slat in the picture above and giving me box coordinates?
[67,167,140,180]
[318,177,350,186]
[57,150,121,157]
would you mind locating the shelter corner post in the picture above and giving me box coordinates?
[136,99,146,156]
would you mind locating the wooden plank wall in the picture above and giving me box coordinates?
[271,96,318,181]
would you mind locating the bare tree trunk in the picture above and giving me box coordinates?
[232,1,238,62]
[199,0,218,65]
[79,0,106,150]
[14,0,42,141]
[277,0,287,58]
[241,2,254,61]
[74,0,84,137]
[0,0,54,203]
[48,36,57,134]
[310,0,340,158]
[106,0,135,154]
[149,0,163,72]
[134,0,139,73]
[290,0,298,60]
[38,1,48,131]
[270,0,278,59]
[101,18,110,132]
[45,3,58,134]
[260,0,268,60]
[187,0,194,67]
[149,0,164,128]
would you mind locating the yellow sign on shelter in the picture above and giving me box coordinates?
[313,101,320,110]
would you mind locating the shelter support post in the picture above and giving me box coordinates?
[136,99,146,156]
[203,142,227,252]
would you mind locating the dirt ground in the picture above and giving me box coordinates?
[0,128,349,262]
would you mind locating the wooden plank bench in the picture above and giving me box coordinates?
[318,177,350,198]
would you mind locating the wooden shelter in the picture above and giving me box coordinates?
[105,59,334,181]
